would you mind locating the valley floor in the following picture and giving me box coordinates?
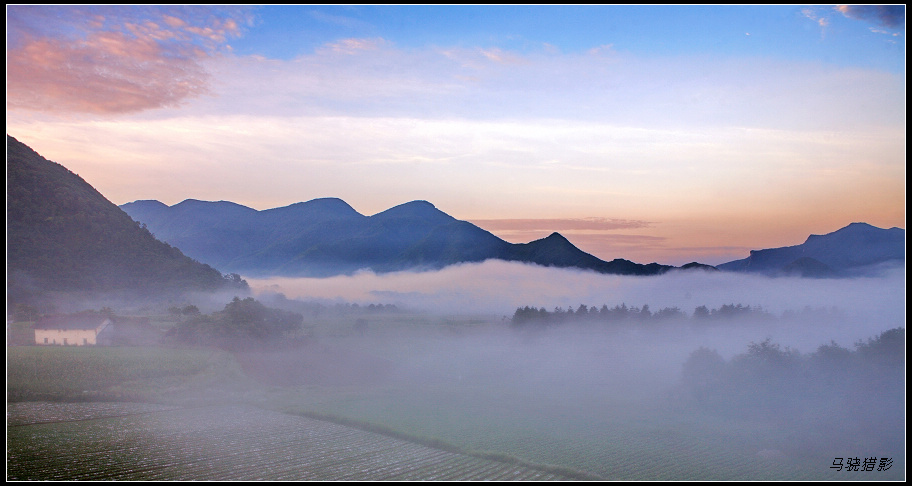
[7,401,575,481]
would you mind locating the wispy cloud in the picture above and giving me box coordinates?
[801,7,830,30]
[478,47,527,64]
[472,218,654,232]
[190,40,904,135]
[308,9,371,30]
[6,5,253,114]
[7,32,210,114]
[321,37,389,55]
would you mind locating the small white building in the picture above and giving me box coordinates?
[34,315,114,346]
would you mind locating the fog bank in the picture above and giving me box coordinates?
[247,261,903,313]
[248,260,904,343]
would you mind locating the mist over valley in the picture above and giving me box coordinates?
[7,133,906,480]
[8,3,906,479]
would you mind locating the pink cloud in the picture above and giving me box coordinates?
[471,217,654,232]
[478,47,526,65]
[7,33,209,114]
[6,6,251,114]
[321,38,390,55]
[162,15,187,28]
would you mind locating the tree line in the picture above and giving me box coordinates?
[681,328,904,427]
[510,302,779,327]
[165,297,305,351]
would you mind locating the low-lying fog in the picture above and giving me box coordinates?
[238,261,903,479]
[248,260,905,355]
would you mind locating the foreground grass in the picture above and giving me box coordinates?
[283,409,604,481]
[6,345,250,403]
[7,321,36,345]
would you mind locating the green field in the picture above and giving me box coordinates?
[8,402,578,481]
[6,345,250,403]
[6,318,906,480]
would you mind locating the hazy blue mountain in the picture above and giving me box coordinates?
[678,262,720,272]
[121,199,683,277]
[780,257,838,278]
[717,222,905,276]
[505,232,671,275]
[7,135,248,302]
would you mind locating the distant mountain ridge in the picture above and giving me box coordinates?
[717,222,905,277]
[121,198,695,277]
[124,196,904,279]
[6,135,248,302]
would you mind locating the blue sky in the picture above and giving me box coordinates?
[232,5,904,71]
[6,5,906,266]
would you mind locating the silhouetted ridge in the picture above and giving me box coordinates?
[370,200,454,226]
[510,232,606,268]
[263,198,364,221]
[122,199,690,277]
[7,135,247,301]
[679,262,719,272]
[717,222,904,277]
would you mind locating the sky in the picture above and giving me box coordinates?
[6,5,906,266]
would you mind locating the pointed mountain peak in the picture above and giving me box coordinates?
[372,200,453,222]
[534,232,573,246]
[523,232,589,256]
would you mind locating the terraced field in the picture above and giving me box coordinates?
[7,402,576,481]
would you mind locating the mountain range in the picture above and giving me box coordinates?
[7,133,903,300]
[121,198,905,278]
[716,222,905,277]
[6,135,248,303]
[120,198,698,277]
[122,197,904,279]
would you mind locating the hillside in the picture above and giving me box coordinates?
[7,135,248,303]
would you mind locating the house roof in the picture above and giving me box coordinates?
[34,314,112,331]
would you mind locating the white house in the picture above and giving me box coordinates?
[34,314,114,346]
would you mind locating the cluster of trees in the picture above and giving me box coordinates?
[165,297,305,351]
[11,303,41,322]
[167,304,201,318]
[681,328,905,426]
[511,302,773,327]
[257,291,399,319]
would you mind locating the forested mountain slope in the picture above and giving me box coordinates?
[7,135,247,302]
